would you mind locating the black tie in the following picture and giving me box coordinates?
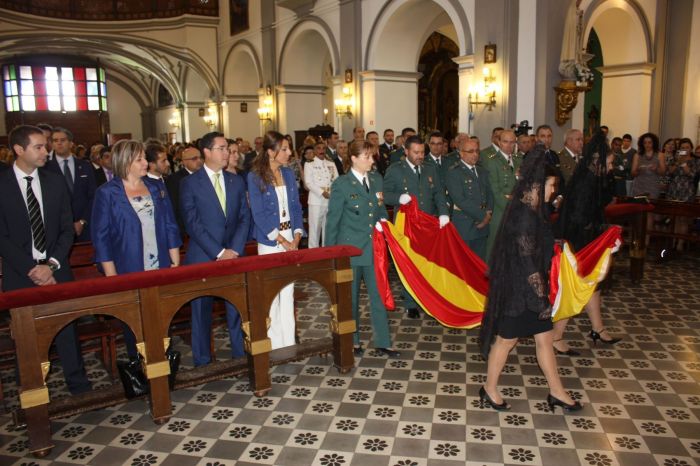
[25,176,47,253]
[414,165,421,180]
[362,177,369,193]
[63,159,74,193]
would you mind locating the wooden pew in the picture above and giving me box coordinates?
[0,245,359,457]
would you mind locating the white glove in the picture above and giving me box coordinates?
[375,221,383,232]
[399,194,412,205]
[439,215,450,228]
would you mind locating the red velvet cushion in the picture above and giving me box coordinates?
[0,246,361,310]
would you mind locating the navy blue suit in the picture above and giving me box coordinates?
[180,167,250,365]
[91,177,182,357]
[46,156,97,242]
[247,167,304,247]
[0,166,91,394]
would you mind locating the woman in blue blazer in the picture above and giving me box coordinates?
[247,131,304,349]
[91,139,182,359]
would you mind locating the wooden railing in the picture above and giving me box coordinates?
[0,245,360,457]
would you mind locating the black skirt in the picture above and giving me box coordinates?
[498,310,553,339]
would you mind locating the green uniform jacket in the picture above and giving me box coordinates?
[483,150,522,255]
[326,171,388,267]
[383,159,449,217]
[423,153,459,186]
[389,147,405,165]
[479,144,498,166]
[445,161,494,240]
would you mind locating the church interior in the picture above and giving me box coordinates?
[1,1,700,465]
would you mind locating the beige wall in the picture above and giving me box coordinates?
[106,80,143,141]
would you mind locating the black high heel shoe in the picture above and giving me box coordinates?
[553,339,580,357]
[479,386,511,411]
[547,394,583,413]
[589,328,621,346]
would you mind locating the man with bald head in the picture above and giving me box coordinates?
[166,146,203,236]
[558,129,584,185]
[483,129,522,257]
[445,138,494,260]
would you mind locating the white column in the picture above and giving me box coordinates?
[452,55,475,135]
[359,70,422,135]
[599,63,655,141]
[516,0,537,126]
[276,84,326,136]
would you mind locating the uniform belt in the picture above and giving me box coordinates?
[279,221,291,230]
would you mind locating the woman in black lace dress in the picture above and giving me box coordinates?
[479,147,581,413]
[552,131,620,350]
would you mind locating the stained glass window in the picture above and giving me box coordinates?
[1,64,107,112]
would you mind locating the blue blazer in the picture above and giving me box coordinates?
[181,167,251,263]
[91,178,182,274]
[46,156,97,241]
[247,167,304,247]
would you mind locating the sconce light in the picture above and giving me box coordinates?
[323,107,329,124]
[257,95,273,122]
[168,113,181,128]
[468,66,497,114]
[202,109,217,128]
[334,85,354,118]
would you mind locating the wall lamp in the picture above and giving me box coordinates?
[168,112,181,128]
[468,67,497,113]
[257,96,273,121]
[334,85,354,118]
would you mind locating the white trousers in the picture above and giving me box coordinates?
[258,231,296,350]
[307,203,328,248]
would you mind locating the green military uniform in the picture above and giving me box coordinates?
[388,147,405,165]
[479,144,498,166]
[558,148,578,187]
[483,150,522,257]
[383,159,449,312]
[445,161,495,261]
[326,171,391,348]
[423,153,459,186]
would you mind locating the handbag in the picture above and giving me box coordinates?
[117,356,149,399]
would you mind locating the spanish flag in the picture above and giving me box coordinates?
[373,201,487,328]
[374,200,622,328]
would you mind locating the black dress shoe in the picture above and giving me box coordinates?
[376,348,401,358]
[479,386,511,411]
[353,345,364,356]
[406,308,420,319]
[554,347,581,356]
[589,329,622,346]
[547,393,583,412]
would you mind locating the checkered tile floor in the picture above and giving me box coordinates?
[1,250,699,466]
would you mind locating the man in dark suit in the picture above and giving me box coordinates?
[166,146,203,236]
[377,128,395,175]
[180,132,251,366]
[325,131,344,175]
[242,136,263,172]
[0,125,91,394]
[383,135,450,319]
[45,127,96,242]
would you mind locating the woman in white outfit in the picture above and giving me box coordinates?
[247,131,305,349]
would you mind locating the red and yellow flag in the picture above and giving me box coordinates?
[373,199,622,328]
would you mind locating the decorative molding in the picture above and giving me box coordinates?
[597,62,656,78]
[0,2,218,22]
[275,84,327,94]
[359,70,423,83]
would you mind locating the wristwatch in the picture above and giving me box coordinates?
[47,261,59,272]
[79,219,87,226]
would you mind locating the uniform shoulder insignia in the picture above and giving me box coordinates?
[448,161,461,170]
[488,152,497,159]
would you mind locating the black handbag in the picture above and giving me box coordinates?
[117,356,149,399]
[166,349,181,389]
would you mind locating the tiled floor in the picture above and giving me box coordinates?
[0,251,699,466]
